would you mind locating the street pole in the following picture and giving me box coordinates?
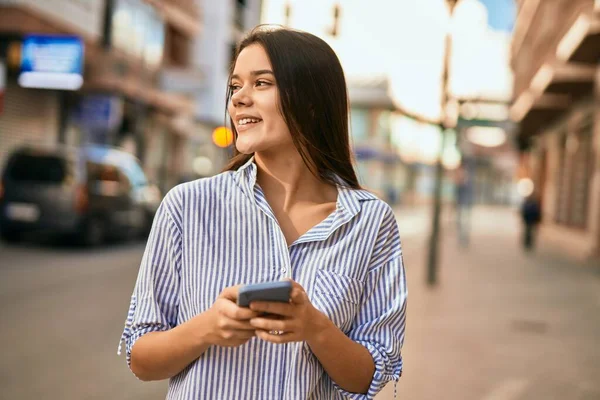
[427,0,459,286]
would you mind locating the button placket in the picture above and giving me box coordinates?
[252,183,293,280]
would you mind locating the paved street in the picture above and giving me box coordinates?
[0,239,167,400]
[0,206,599,400]
[379,206,600,400]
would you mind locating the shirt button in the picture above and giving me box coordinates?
[281,267,288,274]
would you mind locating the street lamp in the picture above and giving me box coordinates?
[284,1,292,26]
[427,0,459,286]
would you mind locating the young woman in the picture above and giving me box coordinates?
[119,25,407,400]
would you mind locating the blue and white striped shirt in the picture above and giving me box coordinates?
[119,158,407,399]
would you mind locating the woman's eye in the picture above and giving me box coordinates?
[255,80,270,87]
[229,84,241,93]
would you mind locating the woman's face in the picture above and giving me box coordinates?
[228,44,294,155]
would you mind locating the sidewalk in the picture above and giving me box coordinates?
[377,206,600,400]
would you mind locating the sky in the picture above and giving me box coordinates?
[479,0,516,32]
[261,0,515,121]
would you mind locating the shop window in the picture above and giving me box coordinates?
[554,117,595,230]
[165,25,190,67]
[568,123,594,229]
[554,132,569,225]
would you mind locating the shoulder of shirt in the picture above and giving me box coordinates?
[349,188,393,209]
[158,172,234,213]
[343,187,397,224]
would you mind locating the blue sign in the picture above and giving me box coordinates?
[73,95,123,130]
[18,35,84,90]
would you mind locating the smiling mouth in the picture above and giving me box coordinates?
[237,118,263,131]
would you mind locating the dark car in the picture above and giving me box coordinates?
[0,144,161,246]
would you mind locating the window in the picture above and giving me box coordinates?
[165,25,190,67]
[554,132,569,225]
[349,108,369,143]
[7,154,67,183]
[111,0,165,66]
[234,0,245,29]
[554,116,595,230]
[568,123,594,229]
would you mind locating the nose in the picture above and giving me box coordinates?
[231,85,252,108]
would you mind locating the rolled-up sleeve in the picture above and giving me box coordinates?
[335,207,408,399]
[117,190,182,371]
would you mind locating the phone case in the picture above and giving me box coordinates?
[237,281,293,307]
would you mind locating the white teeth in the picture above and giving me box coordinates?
[239,118,261,125]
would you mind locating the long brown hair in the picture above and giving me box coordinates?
[224,25,361,189]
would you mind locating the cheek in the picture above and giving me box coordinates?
[262,92,283,123]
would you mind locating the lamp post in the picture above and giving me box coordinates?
[427,0,459,286]
[284,1,292,26]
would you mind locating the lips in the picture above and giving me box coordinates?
[236,117,263,132]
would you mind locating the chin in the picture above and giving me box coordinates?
[235,141,257,155]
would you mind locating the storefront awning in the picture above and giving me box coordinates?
[511,8,600,140]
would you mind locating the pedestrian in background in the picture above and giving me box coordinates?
[118,25,407,399]
[454,162,473,247]
[521,192,542,251]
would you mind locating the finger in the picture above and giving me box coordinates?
[249,317,291,332]
[255,329,295,344]
[222,338,253,348]
[231,329,256,339]
[250,301,295,317]
[222,329,256,341]
[285,279,306,293]
[219,285,242,301]
[290,288,307,305]
[219,318,257,331]
[220,300,260,320]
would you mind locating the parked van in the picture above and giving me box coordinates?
[0,144,161,246]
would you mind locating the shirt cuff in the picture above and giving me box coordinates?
[333,340,403,400]
[121,323,168,371]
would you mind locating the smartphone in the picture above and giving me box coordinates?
[237,280,293,308]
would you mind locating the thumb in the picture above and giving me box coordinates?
[285,279,306,293]
[219,285,242,301]
[290,287,307,305]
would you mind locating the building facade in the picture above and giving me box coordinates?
[348,77,406,204]
[510,0,600,260]
[0,0,202,193]
[183,0,263,180]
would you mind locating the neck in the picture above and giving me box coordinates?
[254,150,337,210]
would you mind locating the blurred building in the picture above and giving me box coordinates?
[184,0,262,182]
[0,0,201,193]
[510,0,600,260]
[348,77,405,204]
[455,101,518,206]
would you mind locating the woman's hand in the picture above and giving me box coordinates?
[248,280,332,344]
[201,285,261,347]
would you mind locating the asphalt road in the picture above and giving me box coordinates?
[0,238,168,400]
[2,206,598,400]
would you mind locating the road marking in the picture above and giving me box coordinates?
[481,379,529,400]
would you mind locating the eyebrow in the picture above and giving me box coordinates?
[230,70,274,80]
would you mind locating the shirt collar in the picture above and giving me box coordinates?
[233,156,258,202]
[233,156,378,216]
